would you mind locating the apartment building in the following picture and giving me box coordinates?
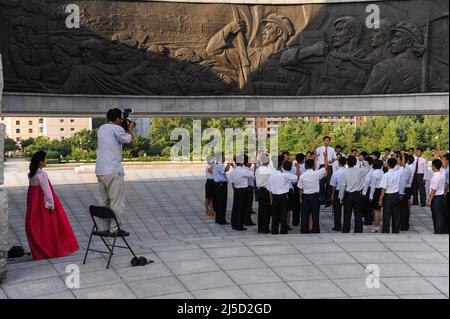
[0,117,92,142]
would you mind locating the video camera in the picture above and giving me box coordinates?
[122,108,136,133]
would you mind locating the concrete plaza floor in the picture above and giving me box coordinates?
[1,160,448,299]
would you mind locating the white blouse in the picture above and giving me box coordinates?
[29,168,54,210]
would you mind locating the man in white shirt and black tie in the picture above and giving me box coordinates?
[428,159,446,234]
[315,136,336,207]
[255,153,275,233]
[378,157,403,233]
[411,147,427,207]
[330,156,347,231]
[230,155,255,231]
[298,150,328,234]
[267,156,299,234]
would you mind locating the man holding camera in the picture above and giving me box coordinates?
[95,108,135,234]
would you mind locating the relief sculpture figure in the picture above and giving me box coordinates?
[124,45,179,95]
[366,19,395,65]
[61,38,152,95]
[206,13,326,95]
[174,48,237,95]
[362,22,446,94]
[318,16,373,95]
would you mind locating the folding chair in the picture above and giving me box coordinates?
[83,205,137,269]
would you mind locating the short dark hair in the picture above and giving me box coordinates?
[338,157,347,166]
[365,156,374,165]
[277,155,285,169]
[283,160,293,172]
[305,159,315,169]
[408,147,415,152]
[323,136,331,141]
[384,148,391,152]
[335,145,342,150]
[406,155,415,165]
[432,159,443,170]
[296,153,305,163]
[351,148,358,153]
[373,160,383,170]
[347,156,357,167]
[359,151,368,157]
[387,157,397,168]
[444,153,450,161]
[371,151,381,159]
[417,147,424,152]
[107,108,122,122]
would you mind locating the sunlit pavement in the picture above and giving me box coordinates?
[1,159,448,299]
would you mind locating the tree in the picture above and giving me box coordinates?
[4,137,18,153]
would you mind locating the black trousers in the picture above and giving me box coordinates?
[292,184,301,226]
[382,193,401,233]
[333,190,342,230]
[231,188,248,230]
[319,165,333,203]
[301,193,320,234]
[343,191,363,233]
[445,193,449,234]
[213,182,228,223]
[245,187,255,225]
[400,189,411,231]
[361,188,373,224]
[431,195,446,234]
[271,193,289,235]
[258,188,271,233]
[412,173,426,206]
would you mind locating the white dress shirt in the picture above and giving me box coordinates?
[330,167,345,192]
[230,166,254,189]
[297,168,326,194]
[213,163,228,182]
[429,171,445,196]
[205,164,215,180]
[95,123,132,176]
[379,166,402,194]
[362,167,374,195]
[316,146,336,166]
[369,169,384,200]
[407,164,415,187]
[255,165,275,189]
[412,156,428,174]
[267,171,299,195]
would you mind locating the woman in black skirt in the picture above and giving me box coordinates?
[369,160,384,233]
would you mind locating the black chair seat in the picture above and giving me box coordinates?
[92,230,130,237]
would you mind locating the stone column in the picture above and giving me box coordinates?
[0,53,8,284]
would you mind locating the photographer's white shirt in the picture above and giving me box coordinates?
[95,123,132,176]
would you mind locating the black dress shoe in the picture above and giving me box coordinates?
[245,222,256,226]
[216,221,230,225]
[236,227,247,231]
[251,211,257,215]
[332,227,341,232]
[288,227,293,231]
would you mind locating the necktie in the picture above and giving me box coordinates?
[415,157,419,174]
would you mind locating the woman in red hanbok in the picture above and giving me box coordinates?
[26,151,79,260]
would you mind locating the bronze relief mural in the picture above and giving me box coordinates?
[0,0,448,96]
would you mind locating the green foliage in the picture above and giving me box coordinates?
[4,137,18,153]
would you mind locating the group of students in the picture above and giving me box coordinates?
[205,136,450,235]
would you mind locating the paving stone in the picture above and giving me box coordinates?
[192,286,249,299]
[294,243,344,254]
[395,252,448,263]
[2,277,68,299]
[166,258,220,275]
[73,283,137,299]
[382,277,441,295]
[273,266,326,282]
[305,252,357,265]
[249,245,299,256]
[149,292,195,299]
[241,282,299,299]
[318,264,367,279]
[287,280,347,299]
[350,252,403,264]
[259,254,312,267]
[398,294,448,299]
[115,263,172,281]
[4,264,59,284]
[338,242,388,252]
[383,242,435,252]
[178,271,234,291]
[426,277,449,295]
[226,268,281,285]
[127,276,186,298]
[34,292,76,299]
[335,278,394,297]
[205,246,255,258]
[409,263,449,277]
[214,256,266,271]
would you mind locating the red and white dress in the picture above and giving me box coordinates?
[25,169,79,260]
